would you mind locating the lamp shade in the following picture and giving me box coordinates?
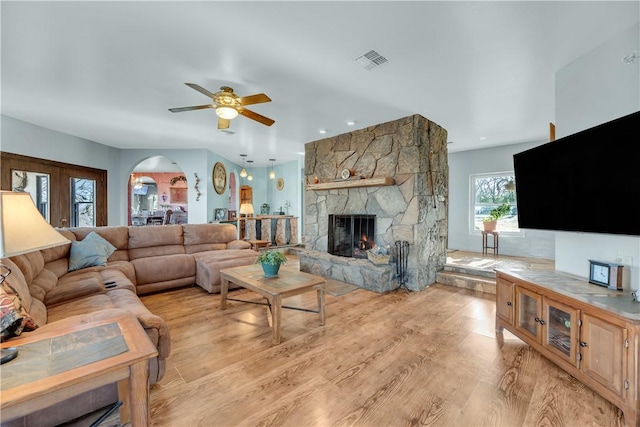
[0,191,70,257]
[239,203,254,216]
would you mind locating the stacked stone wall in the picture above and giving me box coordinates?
[304,114,448,291]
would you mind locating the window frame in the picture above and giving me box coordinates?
[469,171,523,236]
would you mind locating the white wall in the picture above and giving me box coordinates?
[448,141,555,259]
[554,23,640,292]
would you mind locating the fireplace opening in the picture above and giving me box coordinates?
[328,214,376,258]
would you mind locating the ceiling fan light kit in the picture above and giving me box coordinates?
[216,106,238,120]
[169,83,274,129]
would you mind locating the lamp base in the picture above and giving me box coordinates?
[1,347,19,364]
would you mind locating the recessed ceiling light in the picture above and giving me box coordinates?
[479,137,487,140]
[346,120,356,126]
[296,152,305,156]
[318,129,328,134]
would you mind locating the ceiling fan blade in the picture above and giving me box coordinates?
[238,108,275,126]
[238,93,271,106]
[185,83,217,99]
[168,104,213,113]
[218,118,230,129]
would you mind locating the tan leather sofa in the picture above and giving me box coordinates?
[1,223,258,426]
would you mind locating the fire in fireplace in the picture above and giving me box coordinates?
[328,214,376,258]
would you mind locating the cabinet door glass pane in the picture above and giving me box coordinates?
[519,292,538,335]
[547,306,572,356]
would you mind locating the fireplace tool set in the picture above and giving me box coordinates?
[395,240,409,289]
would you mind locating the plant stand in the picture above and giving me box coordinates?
[481,231,499,256]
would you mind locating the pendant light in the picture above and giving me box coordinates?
[246,160,253,181]
[269,159,276,180]
[239,154,248,178]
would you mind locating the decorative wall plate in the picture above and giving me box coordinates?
[212,162,226,195]
[276,177,285,191]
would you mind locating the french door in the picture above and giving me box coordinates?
[0,152,107,227]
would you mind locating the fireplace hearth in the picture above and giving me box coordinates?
[328,214,375,258]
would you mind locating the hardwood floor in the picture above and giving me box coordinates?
[141,257,624,427]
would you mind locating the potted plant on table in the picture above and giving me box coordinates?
[482,203,511,232]
[256,250,287,278]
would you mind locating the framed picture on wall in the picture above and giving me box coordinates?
[228,210,237,220]
[214,208,227,221]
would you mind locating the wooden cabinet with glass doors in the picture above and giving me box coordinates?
[495,270,638,427]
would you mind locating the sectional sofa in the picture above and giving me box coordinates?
[1,222,259,426]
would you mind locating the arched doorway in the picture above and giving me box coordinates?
[129,156,187,225]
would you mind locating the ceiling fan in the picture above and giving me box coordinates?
[169,83,275,129]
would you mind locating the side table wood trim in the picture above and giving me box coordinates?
[1,313,157,426]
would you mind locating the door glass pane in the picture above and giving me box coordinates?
[71,178,96,227]
[518,292,538,335]
[547,305,572,356]
[12,170,50,222]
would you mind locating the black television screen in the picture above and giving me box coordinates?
[513,110,640,236]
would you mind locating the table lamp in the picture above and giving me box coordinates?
[0,191,70,364]
[239,203,254,218]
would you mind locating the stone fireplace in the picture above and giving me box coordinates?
[300,114,448,292]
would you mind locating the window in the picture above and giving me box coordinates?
[71,178,96,227]
[36,175,49,220]
[471,173,519,233]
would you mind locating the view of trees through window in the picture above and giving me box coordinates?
[71,178,96,227]
[473,174,518,232]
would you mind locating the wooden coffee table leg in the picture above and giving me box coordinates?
[317,287,326,325]
[220,278,228,310]
[272,295,282,345]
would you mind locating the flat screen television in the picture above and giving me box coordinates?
[133,184,149,196]
[513,110,640,236]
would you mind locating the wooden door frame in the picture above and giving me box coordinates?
[0,152,108,227]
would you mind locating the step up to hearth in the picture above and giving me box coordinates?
[442,264,497,279]
[436,269,496,295]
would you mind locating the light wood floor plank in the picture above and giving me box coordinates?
[142,272,625,426]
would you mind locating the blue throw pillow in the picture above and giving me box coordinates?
[68,232,117,272]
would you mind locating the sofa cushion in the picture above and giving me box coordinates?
[130,254,195,286]
[194,249,259,293]
[45,271,105,307]
[182,223,237,254]
[68,232,117,271]
[65,227,129,262]
[40,229,73,263]
[128,224,184,249]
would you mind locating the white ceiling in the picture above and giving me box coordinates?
[2,1,638,169]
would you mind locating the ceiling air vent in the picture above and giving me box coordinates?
[354,49,388,71]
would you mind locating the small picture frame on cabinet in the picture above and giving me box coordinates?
[228,210,237,220]
[214,208,227,221]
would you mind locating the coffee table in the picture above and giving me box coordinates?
[220,264,326,344]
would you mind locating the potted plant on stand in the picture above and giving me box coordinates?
[482,203,511,232]
[256,250,287,278]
